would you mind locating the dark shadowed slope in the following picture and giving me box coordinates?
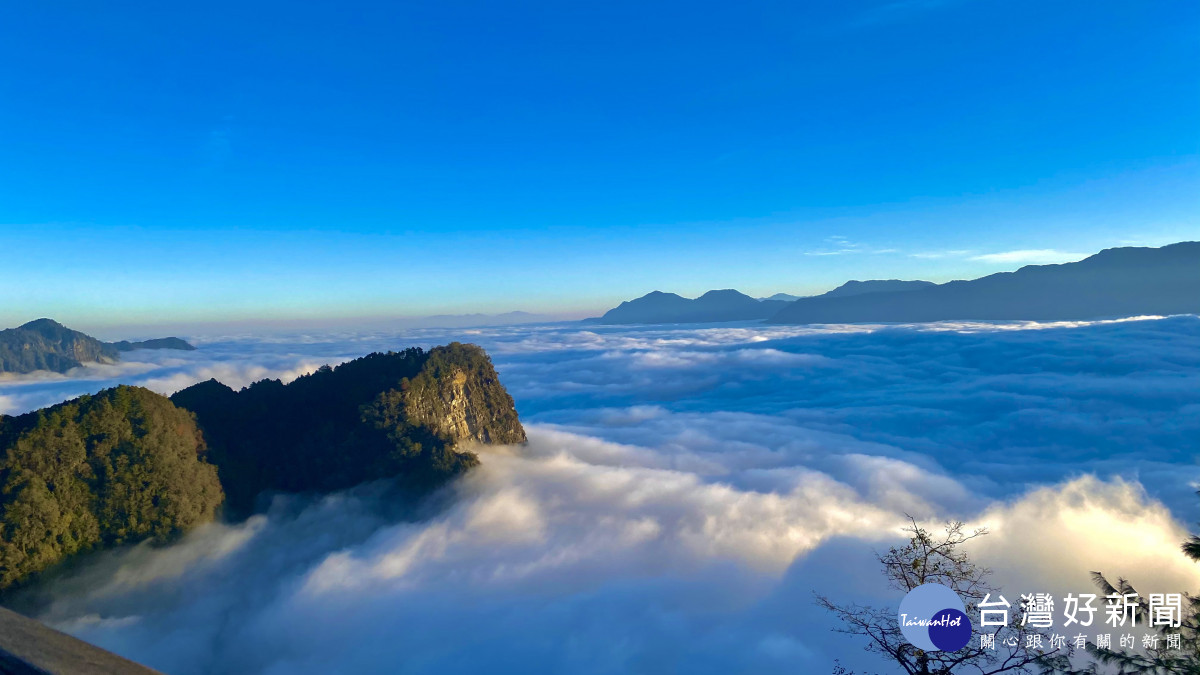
[0,606,162,674]
[171,343,526,513]
[769,242,1200,324]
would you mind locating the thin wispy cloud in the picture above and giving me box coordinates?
[970,249,1089,264]
[804,237,898,256]
[909,249,974,259]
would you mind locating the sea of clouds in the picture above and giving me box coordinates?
[3,316,1199,673]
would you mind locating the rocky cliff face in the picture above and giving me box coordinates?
[401,343,527,446]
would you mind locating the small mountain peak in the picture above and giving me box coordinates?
[18,318,66,331]
[698,289,750,299]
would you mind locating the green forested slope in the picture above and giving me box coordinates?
[0,386,224,589]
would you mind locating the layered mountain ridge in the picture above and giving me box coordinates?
[592,242,1200,325]
[594,289,789,324]
[770,242,1200,324]
[593,280,935,324]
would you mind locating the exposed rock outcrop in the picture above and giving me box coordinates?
[400,342,527,446]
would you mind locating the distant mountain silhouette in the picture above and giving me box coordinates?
[0,319,118,374]
[594,281,937,325]
[819,279,935,298]
[0,319,195,374]
[110,337,197,351]
[595,290,790,324]
[769,242,1200,324]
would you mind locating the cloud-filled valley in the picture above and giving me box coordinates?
[2,316,1199,673]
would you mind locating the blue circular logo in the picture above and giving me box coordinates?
[898,583,972,652]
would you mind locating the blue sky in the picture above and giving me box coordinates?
[1,0,1197,326]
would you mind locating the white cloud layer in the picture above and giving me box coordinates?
[3,316,1199,673]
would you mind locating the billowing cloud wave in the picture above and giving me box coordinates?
[3,316,1199,673]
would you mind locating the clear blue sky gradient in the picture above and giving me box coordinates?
[2,1,1197,325]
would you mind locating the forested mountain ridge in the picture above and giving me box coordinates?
[0,319,196,374]
[0,343,524,589]
[0,386,224,590]
[170,342,526,513]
